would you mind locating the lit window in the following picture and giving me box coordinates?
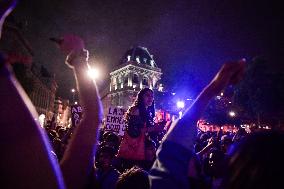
[112,77,116,85]
[143,58,147,63]
[136,56,140,63]
[158,84,164,91]
[150,60,155,67]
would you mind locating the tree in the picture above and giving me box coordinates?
[234,57,284,128]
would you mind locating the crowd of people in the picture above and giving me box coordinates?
[43,87,250,189]
[1,1,283,189]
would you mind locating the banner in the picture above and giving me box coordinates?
[71,105,83,127]
[104,106,126,136]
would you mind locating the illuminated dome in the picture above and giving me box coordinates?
[120,46,158,68]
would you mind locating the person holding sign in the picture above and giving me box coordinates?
[116,88,163,170]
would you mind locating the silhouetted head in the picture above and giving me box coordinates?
[223,130,284,189]
[116,166,149,189]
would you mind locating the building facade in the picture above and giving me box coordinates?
[0,19,57,122]
[13,63,58,121]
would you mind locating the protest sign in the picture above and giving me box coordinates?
[71,105,83,127]
[104,106,126,136]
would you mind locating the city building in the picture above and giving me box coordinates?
[54,98,71,127]
[12,63,58,121]
[0,18,57,122]
[101,46,162,115]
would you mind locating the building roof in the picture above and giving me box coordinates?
[120,46,158,68]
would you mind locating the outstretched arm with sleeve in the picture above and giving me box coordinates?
[149,60,245,189]
[59,47,103,189]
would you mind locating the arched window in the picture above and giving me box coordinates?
[118,76,122,84]
[132,74,139,84]
[112,77,116,85]
[124,75,128,84]
[142,77,148,86]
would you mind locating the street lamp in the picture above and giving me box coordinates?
[177,101,185,109]
[71,88,76,103]
[87,67,99,79]
[229,111,236,117]
[177,101,185,118]
[178,111,183,119]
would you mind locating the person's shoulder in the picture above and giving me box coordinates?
[129,106,139,116]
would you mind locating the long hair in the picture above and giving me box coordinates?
[125,88,155,127]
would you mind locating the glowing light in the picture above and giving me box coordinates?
[177,101,185,108]
[39,114,46,127]
[179,111,183,119]
[158,84,164,92]
[74,101,78,105]
[71,88,75,93]
[229,111,236,117]
[136,56,140,63]
[172,92,176,95]
[87,68,99,79]
[220,92,224,96]
[150,60,155,67]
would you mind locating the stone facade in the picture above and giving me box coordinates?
[102,46,162,114]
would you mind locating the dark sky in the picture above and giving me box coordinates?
[9,0,283,99]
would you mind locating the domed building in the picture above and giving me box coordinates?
[104,46,162,111]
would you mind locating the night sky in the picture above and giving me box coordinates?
[8,0,283,99]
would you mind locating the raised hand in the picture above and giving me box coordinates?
[208,59,246,95]
[65,49,89,69]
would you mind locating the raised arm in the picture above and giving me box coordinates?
[0,2,65,188]
[149,60,245,189]
[59,44,103,189]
